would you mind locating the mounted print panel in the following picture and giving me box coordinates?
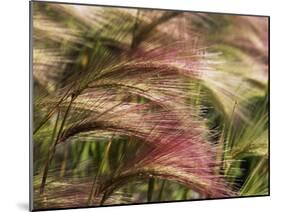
[30,1,269,211]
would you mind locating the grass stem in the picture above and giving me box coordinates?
[39,96,75,194]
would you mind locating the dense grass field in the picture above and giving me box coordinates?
[32,2,269,210]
